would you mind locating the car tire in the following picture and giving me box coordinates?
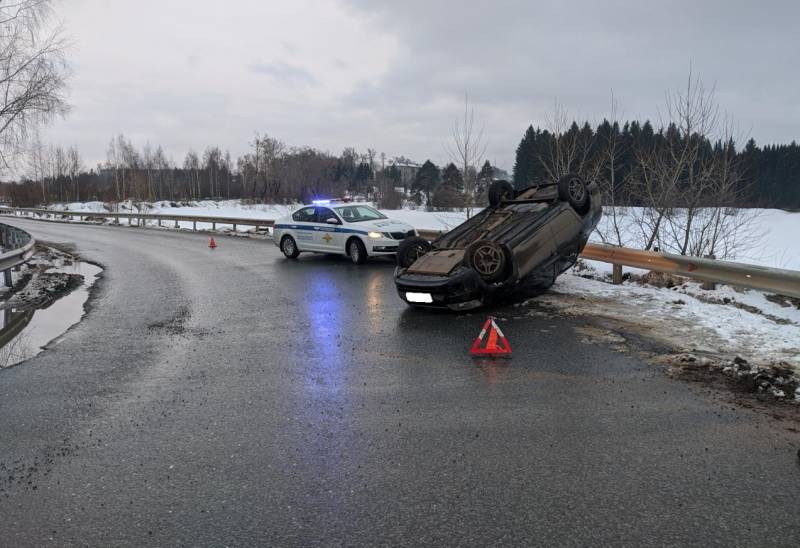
[488,180,515,207]
[280,235,300,259]
[557,173,591,215]
[348,238,368,265]
[466,239,510,283]
[396,236,432,268]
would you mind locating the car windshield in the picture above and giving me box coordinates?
[333,205,387,222]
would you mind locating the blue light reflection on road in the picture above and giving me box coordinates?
[304,271,346,395]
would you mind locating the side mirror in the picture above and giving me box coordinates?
[325,217,340,225]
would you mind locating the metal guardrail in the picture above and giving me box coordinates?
[0,207,272,231]
[580,243,800,299]
[3,207,799,299]
[0,223,36,285]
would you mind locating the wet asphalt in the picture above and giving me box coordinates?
[0,217,798,547]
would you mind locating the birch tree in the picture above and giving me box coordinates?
[0,0,70,170]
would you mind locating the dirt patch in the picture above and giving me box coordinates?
[632,270,687,289]
[523,289,800,421]
[1,245,86,311]
[147,305,190,335]
[766,293,800,310]
[660,353,800,420]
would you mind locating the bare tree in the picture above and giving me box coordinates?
[253,134,285,202]
[629,70,719,251]
[593,95,629,247]
[26,130,46,203]
[152,145,167,200]
[444,94,487,217]
[539,101,600,184]
[67,145,82,200]
[52,144,66,201]
[183,150,200,200]
[0,0,70,170]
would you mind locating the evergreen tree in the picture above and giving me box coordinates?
[441,162,464,192]
[513,125,537,189]
[411,160,440,204]
[477,160,494,194]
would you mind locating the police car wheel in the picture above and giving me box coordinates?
[280,235,300,259]
[348,238,368,265]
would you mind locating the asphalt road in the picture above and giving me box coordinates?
[1,218,798,547]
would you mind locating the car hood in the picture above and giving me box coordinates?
[350,219,414,232]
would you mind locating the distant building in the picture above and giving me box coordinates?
[492,166,511,181]
[387,158,421,188]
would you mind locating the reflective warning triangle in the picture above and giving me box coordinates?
[470,317,512,357]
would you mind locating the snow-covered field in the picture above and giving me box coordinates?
[36,199,800,379]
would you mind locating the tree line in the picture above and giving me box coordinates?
[513,119,800,210]
[1,135,399,207]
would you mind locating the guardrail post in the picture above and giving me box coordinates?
[232,223,237,231]
[174,220,179,228]
[193,221,196,231]
[157,219,162,227]
[612,264,623,285]
[701,254,717,290]
[212,221,216,231]
[3,269,11,287]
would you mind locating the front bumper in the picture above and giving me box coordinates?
[366,237,401,254]
[394,266,490,311]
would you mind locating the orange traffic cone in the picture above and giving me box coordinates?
[208,237,217,249]
[470,317,512,357]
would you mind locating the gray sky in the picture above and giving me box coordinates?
[42,0,800,171]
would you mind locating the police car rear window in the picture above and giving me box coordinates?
[292,207,316,222]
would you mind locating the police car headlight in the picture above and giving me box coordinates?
[367,231,383,239]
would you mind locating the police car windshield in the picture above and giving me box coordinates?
[333,205,387,222]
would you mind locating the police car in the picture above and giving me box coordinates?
[273,200,417,264]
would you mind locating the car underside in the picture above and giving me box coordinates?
[394,174,602,310]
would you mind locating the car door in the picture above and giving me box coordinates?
[289,206,319,251]
[313,206,344,253]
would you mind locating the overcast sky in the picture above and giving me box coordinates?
[41,0,800,171]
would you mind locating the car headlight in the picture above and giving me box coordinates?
[367,231,383,239]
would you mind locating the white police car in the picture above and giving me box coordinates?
[273,201,417,264]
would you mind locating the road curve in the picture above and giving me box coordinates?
[0,217,798,546]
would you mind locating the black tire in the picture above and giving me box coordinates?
[280,235,300,259]
[466,239,510,283]
[557,173,590,215]
[488,180,515,207]
[396,236,432,268]
[348,237,368,265]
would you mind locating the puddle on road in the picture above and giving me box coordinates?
[0,259,101,368]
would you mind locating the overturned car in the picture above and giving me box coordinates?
[394,174,602,311]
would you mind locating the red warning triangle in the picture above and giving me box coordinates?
[470,317,512,357]
[208,237,217,248]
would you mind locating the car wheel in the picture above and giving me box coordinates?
[466,239,510,283]
[488,180,515,207]
[397,236,432,268]
[348,238,368,265]
[557,173,590,215]
[280,235,300,259]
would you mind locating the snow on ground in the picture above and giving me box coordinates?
[533,266,800,375]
